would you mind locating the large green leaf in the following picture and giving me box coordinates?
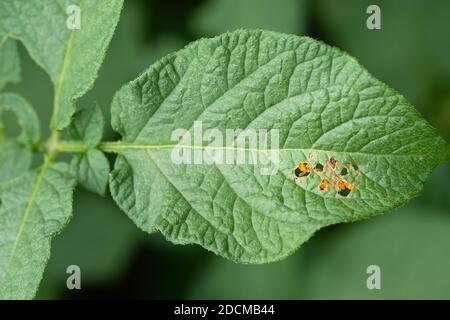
[109,30,450,263]
[0,163,76,299]
[0,0,123,129]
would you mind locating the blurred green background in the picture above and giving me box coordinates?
[6,0,450,299]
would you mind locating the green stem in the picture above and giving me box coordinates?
[55,140,124,153]
[98,141,128,153]
[47,140,125,154]
[56,140,88,153]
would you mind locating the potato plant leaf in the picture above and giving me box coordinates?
[69,102,109,195]
[0,0,124,129]
[71,149,110,196]
[0,163,76,299]
[69,103,104,147]
[109,30,450,263]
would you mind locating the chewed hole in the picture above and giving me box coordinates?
[314,163,324,172]
[293,162,311,178]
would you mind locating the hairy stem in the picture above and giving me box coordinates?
[56,140,88,153]
[55,141,125,153]
[52,140,125,154]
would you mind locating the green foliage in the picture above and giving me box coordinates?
[69,103,104,148]
[0,0,122,299]
[0,0,449,299]
[109,30,450,263]
[71,149,110,196]
[69,103,109,195]
[0,0,124,129]
[0,163,75,299]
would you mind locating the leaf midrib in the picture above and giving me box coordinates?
[0,0,83,290]
[51,0,87,129]
[98,142,427,158]
[51,26,76,129]
[0,155,53,287]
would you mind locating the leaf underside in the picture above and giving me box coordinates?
[69,102,104,147]
[0,0,124,298]
[109,30,449,264]
[0,0,124,129]
[71,149,110,196]
[69,102,109,196]
[0,163,75,299]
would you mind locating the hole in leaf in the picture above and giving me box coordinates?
[340,167,348,176]
[336,180,357,197]
[294,162,311,178]
[327,157,339,170]
[319,179,330,192]
[314,163,324,173]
